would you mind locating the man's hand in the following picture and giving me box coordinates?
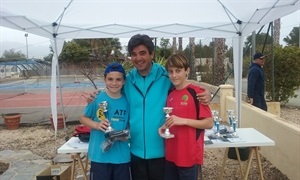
[248,98,253,104]
[86,90,99,103]
[196,86,211,105]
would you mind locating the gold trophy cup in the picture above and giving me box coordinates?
[99,101,113,133]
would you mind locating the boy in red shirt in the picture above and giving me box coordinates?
[159,54,213,180]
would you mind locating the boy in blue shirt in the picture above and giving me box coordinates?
[80,62,130,180]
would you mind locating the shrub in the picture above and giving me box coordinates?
[264,46,300,103]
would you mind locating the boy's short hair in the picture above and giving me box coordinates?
[165,54,189,70]
[104,62,126,78]
[127,34,154,55]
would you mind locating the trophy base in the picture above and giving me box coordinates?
[231,132,239,138]
[161,134,174,139]
[210,133,221,139]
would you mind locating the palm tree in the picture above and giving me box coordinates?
[172,37,177,54]
[188,37,196,80]
[178,37,183,52]
[213,38,225,85]
[274,19,281,45]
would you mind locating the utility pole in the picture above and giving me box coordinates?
[25,33,29,59]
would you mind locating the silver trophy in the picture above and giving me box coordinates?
[214,117,222,138]
[231,116,238,137]
[211,110,219,132]
[99,101,113,133]
[161,107,174,139]
[226,110,235,132]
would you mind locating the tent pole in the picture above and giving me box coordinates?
[50,22,67,137]
[238,25,244,127]
[237,35,243,128]
[53,36,67,132]
[56,59,67,131]
[234,20,243,128]
[50,37,58,136]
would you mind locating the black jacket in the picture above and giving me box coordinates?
[247,63,265,99]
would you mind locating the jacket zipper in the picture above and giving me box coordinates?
[133,80,154,158]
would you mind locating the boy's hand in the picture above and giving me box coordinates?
[158,125,167,137]
[97,119,111,132]
[165,115,186,127]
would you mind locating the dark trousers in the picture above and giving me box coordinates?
[90,161,131,180]
[164,160,199,180]
[253,96,267,111]
[130,153,165,180]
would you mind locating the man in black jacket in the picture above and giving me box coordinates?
[247,52,267,111]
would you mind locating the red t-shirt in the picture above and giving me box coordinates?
[165,83,212,167]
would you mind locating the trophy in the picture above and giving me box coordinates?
[211,110,219,132]
[226,110,235,132]
[214,117,222,138]
[231,116,238,137]
[161,107,174,139]
[99,101,113,133]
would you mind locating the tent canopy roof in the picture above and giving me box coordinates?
[1,0,299,40]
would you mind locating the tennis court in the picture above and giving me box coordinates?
[0,77,105,125]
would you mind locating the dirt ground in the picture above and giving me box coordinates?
[0,105,299,179]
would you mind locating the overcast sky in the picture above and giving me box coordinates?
[0,10,299,59]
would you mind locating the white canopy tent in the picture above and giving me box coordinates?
[1,0,299,134]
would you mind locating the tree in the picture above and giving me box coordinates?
[194,42,214,58]
[264,46,300,103]
[158,38,172,58]
[1,49,26,60]
[172,37,177,54]
[43,45,54,62]
[60,41,90,63]
[59,38,122,89]
[283,26,300,47]
[244,33,273,55]
[73,38,122,62]
[213,38,226,85]
[188,37,196,80]
[43,53,53,63]
[59,41,99,88]
[1,49,28,78]
[273,19,281,45]
[178,37,183,52]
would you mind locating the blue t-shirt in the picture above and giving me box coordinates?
[83,91,130,164]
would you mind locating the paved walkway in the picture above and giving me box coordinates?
[0,150,88,180]
[0,150,51,180]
